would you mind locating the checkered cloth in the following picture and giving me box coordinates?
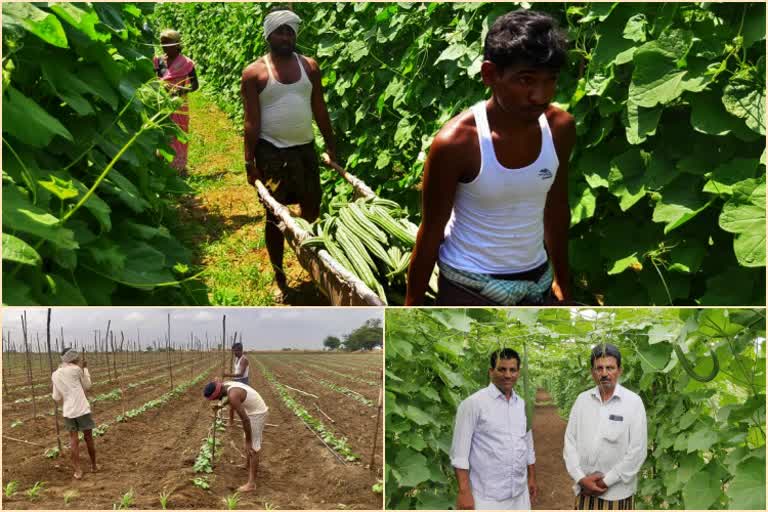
[437,260,553,305]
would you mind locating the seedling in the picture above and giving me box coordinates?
[10,419,24,428]
[222,492,241,510]
[192,476,210,490]
[113,489,135,510]
[372,480,383,493]
[63,490,79,505]
[45,447,61,459]
[25,481,45,500]
[264,503,277,511]
[158,489,171,510]
[4,481,19,498]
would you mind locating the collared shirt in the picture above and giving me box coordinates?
[563,383,647,500]
[451,383,535,501]
[51,363,92,419]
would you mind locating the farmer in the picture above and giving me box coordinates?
[222,342,250,426]
[241,6,337,300]
[563,343,648,510]
[405,9,575,306]
[450,348,537,510]
[153,29,199,176]
[51,348,98,480]
[204,380,269,492]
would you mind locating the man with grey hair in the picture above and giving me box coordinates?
[563,343,647,510]
[52,348,98,479]
[241,5,337,301]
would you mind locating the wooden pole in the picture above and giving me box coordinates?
[111,332,126,416]
[21,312,37,419]
[36,333,43,373]
[2,333,9,397]
[47,309,63,452]
[369,369,383,472]
[104,321,112,382]
[221,315,227,378]
[167,314,174,389]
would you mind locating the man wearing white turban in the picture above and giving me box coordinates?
[52,348,98,480]
[242,6,337,301]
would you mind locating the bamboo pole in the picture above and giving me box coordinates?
[104,321,112,382]
[46,309,63,452]
[111,332,126,416]
[369,369,384,472]
[36,333,43,373]
[21,312,37,419]
[2,334,9,397]
[167,313,174,389]
[221,315,227,378]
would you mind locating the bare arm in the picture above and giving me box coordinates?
[544,110,576,301]
[224,356,249,378]
[241,63,263,184]
[305,57,337,162]
[405,123,470,305]
[228,389,253,445]
[455,468,474,510]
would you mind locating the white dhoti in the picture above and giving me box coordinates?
[248,409,268,451]
[474,490,531,511]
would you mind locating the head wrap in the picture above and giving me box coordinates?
[61,348,79,364]
[203,381,223,400]
[160,29,181,46]
[263,10,301,40]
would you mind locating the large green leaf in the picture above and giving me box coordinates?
[2,185,78,250]
[637,342,672,372]
[652,178,713,233]
[2,3,68,48]
[393,448,431,487]
[425,310,472,332]
[718,176,766,267]
[49,3,111,43]
[686,428,719,453]
[2,233,42,266]
[722,80,766,136]
[682,465,722,509]
[703,158,760,196]
[727,457,766,509]
[3,87,74,147]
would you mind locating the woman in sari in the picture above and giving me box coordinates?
[153,29,199,176]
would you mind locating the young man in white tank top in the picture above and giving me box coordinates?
[406,10,576,306]
[241,7,337,300]
[222,342,250,426]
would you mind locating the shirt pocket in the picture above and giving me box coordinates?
[602,418,627,443]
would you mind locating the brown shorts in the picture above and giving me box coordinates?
[256,139,321,206]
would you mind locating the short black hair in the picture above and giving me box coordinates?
[490,348,521,369]
[591,343,622,368]
[232,342,243,350]
[61,347,72,356]
[484,9,568,72]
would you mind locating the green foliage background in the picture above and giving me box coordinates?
[152,1,766,306]
[2,3,208,305]
[385,307,766,509]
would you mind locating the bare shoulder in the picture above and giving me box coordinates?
[242,57,267,81]
[545,105,576,136]
[299,54,321,78]
[430,110,477,159]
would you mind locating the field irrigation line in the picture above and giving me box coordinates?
[281,384,318,399]
[294,413,348,466]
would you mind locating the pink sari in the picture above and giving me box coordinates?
[154,54,195,173]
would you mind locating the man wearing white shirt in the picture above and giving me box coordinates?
[51,348,98,480]
[450,348,537,510]
[563,343,647,510]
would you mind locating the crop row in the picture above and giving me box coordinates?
[297,369,373,407]
[256,361,358,461]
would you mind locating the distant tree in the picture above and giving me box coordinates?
[342,318,383,351]
[323,336,341,350]
[145,346,154,352]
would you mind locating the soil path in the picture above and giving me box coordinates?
[532,388,574,510]
[175,93,328,306]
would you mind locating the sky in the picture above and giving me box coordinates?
[1,308,383,351]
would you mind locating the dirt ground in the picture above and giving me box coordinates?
[532,389,574,510]
[1,355,382,510]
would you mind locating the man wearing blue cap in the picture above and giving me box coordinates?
[204,380,269,492]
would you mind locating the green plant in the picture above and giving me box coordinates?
[222,492,241,510]
[192,476,210,490]
[4,481,19,498]
[113,489,135,510]
[63,490,79,505]
[44,447,60,459]
[2,2,208,305]
[372,480,383,494]
[24,481,45,500]
[158,489,171,510]
[10,419,23,428]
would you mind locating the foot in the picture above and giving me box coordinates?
[73,469,83,480]
[91,464,100,472]
[237,483,256,493]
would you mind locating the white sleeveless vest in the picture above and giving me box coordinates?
[439,101,559,274]
[259,52,314,148]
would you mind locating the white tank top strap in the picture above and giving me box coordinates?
[538,113,558,164]
[264,54,275,82]
[294,53,308,82]
[471,102,494,168]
